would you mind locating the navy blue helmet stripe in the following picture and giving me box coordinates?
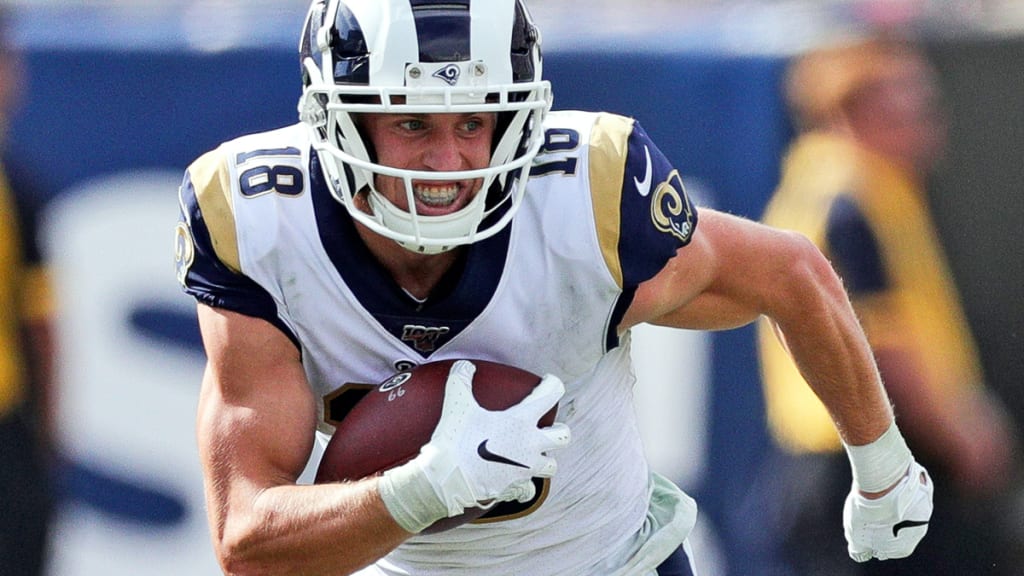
[303,0,543,86]
[332,2,370,84]
[510,0,538,82]
[410,0,472,63]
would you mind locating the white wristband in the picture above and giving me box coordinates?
[378,461,448,534]
[842,421,913,493]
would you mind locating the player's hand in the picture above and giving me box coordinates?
[379,360,570,532]
[843,460,934,562]
[421,360,570,512]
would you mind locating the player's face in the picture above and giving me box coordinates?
[359,111,497,216]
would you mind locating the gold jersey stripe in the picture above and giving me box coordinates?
[189,148,242,273]
[588,113,635,289]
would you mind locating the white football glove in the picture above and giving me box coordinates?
[380,360,571,533]
[843,459,934,562]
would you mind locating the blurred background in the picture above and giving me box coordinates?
[1,1,1021,575]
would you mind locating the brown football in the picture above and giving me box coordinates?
[315,359,557,532]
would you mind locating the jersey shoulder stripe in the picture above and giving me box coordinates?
[588,112,634,289]
[546,110,697,292]
[185,146,240,273]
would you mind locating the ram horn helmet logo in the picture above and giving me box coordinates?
[432,64,462,86]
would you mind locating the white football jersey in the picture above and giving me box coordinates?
[177,110,699,575]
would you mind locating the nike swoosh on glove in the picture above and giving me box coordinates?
[379,360,570,533]
[843,460,934,562]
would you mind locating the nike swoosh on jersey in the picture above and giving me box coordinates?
[633,145,652,197]
[477,440,529,468]
[892,519,929,537]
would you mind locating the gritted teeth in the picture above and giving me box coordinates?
[414,183,459,207]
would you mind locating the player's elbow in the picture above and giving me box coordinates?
[771,230,846,313]
[216,547,281,576]
[213,521,277,576]
[782,230,832,276]
[214,540,256,576]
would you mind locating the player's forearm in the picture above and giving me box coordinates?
[769,242,894,446]
[212,478,409,576]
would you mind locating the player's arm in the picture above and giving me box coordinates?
[826,199,1016,494]
[602,117,891,436]
[623,208,894,446]
[196,306,568,574]
[195,304,410,576]
[179,152,407,573]
[623,209,933,561]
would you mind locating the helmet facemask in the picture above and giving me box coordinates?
[298,0,552,254]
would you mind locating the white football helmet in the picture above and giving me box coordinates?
[298,0,552,254]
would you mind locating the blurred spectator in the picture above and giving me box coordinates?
[0,7,56,576]
[756,35,1023,575]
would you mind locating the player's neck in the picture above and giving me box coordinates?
[355,221,463,301]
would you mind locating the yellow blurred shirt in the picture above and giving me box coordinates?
[0,165,52,417]
[758,132,983,454]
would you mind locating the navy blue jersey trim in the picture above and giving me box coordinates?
[617,121,697,289]
[826,194,888,295]
[309,153,508,357]
[606,286,636,351]
[177,171,299,348]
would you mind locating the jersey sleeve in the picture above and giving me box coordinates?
[588,114,699,292]
[175,148,294,340]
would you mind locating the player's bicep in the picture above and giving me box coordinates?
[196,304,316,493]
[632,210,804,331]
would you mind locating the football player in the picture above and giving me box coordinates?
[175,1,933,574]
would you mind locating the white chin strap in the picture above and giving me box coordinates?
[365,184,491,254]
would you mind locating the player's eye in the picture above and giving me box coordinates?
[462,115,495,135]
[398,118,426,131]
